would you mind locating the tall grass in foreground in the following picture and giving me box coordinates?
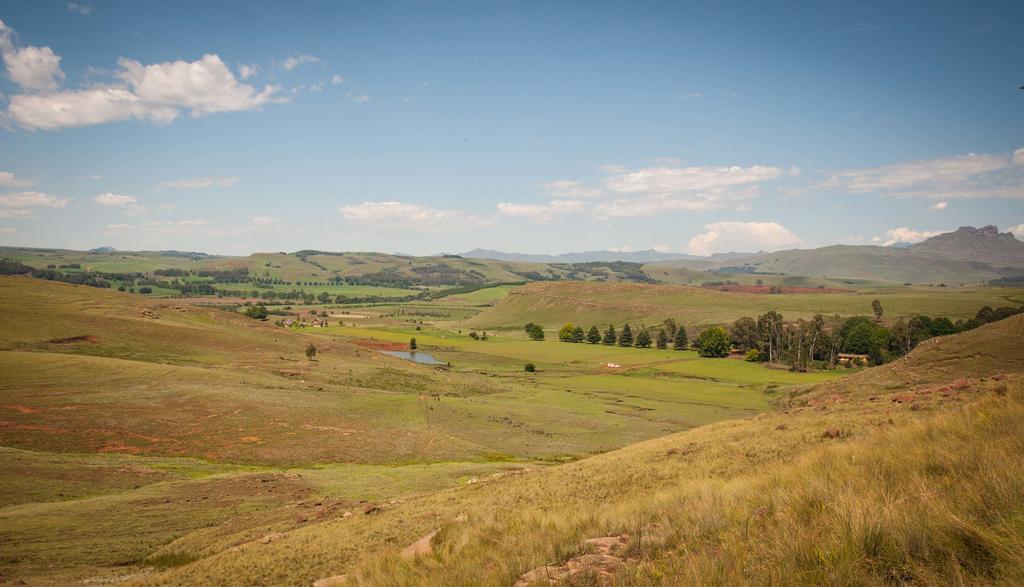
[351,385,1024,585]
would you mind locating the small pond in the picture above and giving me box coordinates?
[380,350,443,365]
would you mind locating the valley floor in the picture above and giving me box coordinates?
[1,276,1023,585]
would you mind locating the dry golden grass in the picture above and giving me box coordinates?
[132,317,1024,586]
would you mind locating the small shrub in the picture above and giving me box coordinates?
[524,363,536,373]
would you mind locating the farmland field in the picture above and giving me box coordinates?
[464,281,1024,331]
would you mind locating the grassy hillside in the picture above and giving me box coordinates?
[2,276,1023,584]
[136,315,1024,586]
[465,280,1024,331]
[702,245,1004,284]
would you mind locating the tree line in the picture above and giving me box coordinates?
[532,300,1024,369]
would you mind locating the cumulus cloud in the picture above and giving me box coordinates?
[0,191,69,217]
[931,201,948,211]
[0,171,32,188]
[685,221,801,256]
[331,74,345,85]
[159,176,239,189]
[541,180,603,199]
[282,54,319,71]
[344,91,370,104]
[105,219,209,234]
[1008,223,1024,239]
[879,227,944,246]
[95,192,145,213]
[0,19,66,91]
[496,199,586,222]
[605,164,784,194]
[237,63,259,80]
[339,201,492,231]
[822,148,1024,199]
[498,160,786,223]
[250,216,276,229]
[66,2,93,15]
[116,55,279,116]
[3,21,282,131]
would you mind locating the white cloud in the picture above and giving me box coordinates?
[344,91,370,104]
[5,41,282,130]
[105,219,209,233]
[605,164,784,194]
[0,171,32,188]
[159,176,239,189]
[685,221,801,256]
[1008,224,1024,239]
[282,54,319,71]
[652,244,672,253]
[339,201,492,231]
[0,191,69,217]
[250,216,276,228]
[4,45,65,91]
[117,55,279,116]
[331,74,345,86]
[498,161,783,222]
[930,201,948,211]
[0,20,65,91]
[541,180,604,199]
[678,92,703,101]
[66,2,93,15]
[237,63,259,80]
[95,192,145,212]
[879,227,944,246]
[822,148,1024,199]
[496,199,586,222]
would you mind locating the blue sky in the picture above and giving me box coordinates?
[0,0,1022,256]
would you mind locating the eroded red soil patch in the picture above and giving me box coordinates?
[0,404,41,414]
[46,335,100,344]
[352,339,408,351]
[703,285,850,294]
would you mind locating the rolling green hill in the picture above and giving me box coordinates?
[463,280,1024,332]
[139,314,1024,586]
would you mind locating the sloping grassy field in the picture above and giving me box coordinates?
[133,315,1024,586]
[464,280,1024,331]
[1,275,1022,585]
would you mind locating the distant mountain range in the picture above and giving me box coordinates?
[910,225,1024,268]
[461,248,704,263]
[461,226,1023,283]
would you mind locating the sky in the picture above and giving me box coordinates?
[0,0,1022,257]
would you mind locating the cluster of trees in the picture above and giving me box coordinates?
[524,322,545,340]
[550,319,692,350]
[727,303,1024,370]
[533,302,1024,369]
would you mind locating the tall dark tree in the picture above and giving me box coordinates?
[586,325,602,344]
[635,328,652,348]
[655,329,668,349]
[730,317,759,352]
[602,324,617,345]
[618,323,634,347]
[673,325,688,350]
[872,299,884,321]
[661,318,678,340]
[572,325,585,343]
